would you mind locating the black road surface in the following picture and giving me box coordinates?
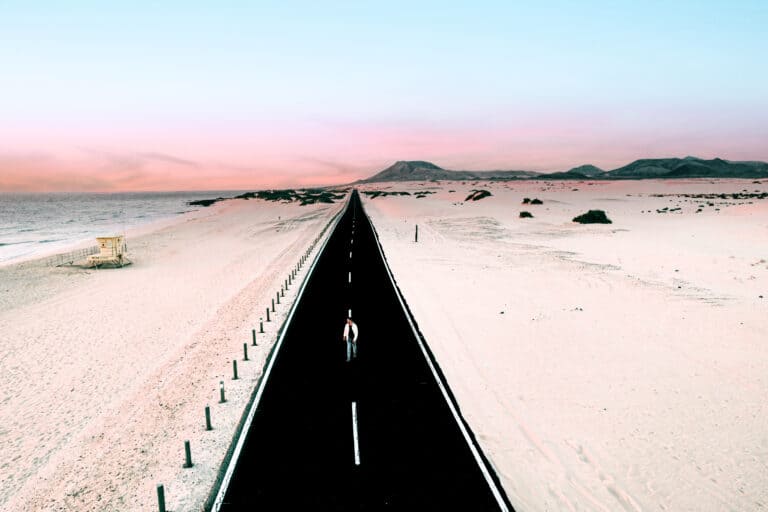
[215,191,512,511]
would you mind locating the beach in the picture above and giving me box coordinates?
[0,196,342,511]
[362,179,768,511]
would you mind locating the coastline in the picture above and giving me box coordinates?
[0,191,243,268]
[0,195,344,511]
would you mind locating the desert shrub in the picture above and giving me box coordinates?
[522,198,531,204]
[572,210,612,224]
[530,198,543,205]
[465,189,492,201]
[194,188,346,207]
[519,211,533,218]
[363,191,411,199]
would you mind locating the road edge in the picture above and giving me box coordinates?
[206,196,350,512]
[360,194,515,512]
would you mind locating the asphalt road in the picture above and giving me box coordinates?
[215,190,512,511]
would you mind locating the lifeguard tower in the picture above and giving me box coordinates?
[87,235,130,268]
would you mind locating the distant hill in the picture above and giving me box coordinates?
[359,157,768,183]
[537,164,603,180]
[535,170,589,180]
[357,160,536,183]
[604,157,768,179]
[567,164,605,177]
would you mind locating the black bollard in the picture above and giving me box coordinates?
[271,298,275,312]
[266,308,271,322]
[233,360,238,380]
[259,318,264,333]
[243,342,249,361]
[281,287,285,298]
[415,224,419,243]
[252,329,257,346]
[219,380,226,403]
[276,291,280,305]
[157,484,166,512]
[183,440,193,468]
[205,405,212,431]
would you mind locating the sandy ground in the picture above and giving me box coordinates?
[362,179,768,512]
[0,196,343,511]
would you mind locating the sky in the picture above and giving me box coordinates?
[1,1,766,191]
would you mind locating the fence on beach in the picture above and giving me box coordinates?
[44,246,99,267]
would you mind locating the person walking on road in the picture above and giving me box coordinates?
[343,318,359,362]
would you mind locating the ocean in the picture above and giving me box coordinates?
[0,191,237,264]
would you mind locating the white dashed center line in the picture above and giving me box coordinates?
[352,402,360,466]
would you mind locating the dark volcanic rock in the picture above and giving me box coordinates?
[573,210,612,224]
[362,191,411,199]
[188,198,225,207]
[465,190,492,201]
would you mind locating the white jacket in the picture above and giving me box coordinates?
[343,321,359,342]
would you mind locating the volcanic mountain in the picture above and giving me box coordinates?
[357,161,536,183]
[537,164,605,180]
[603,156,768,179]
[359,157,768,183]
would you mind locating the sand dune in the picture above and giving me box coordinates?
[363,179,768,512]
[0,198,342,511]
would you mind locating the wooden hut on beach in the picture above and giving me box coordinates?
[87,235,130,268]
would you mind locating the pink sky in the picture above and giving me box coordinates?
[2,3,766,193]
[2,111,766,192]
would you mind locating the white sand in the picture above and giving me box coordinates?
[362,180,768,512]
[0,197,342,511]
